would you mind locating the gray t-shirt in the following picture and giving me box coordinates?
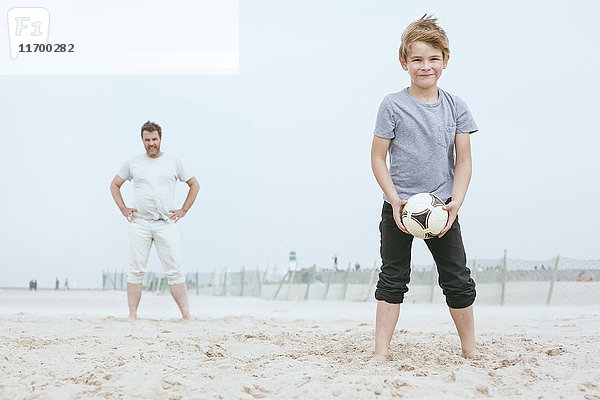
[117,153,193,221]
[373,87,478,203]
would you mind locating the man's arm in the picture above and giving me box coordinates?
[438,133,472,237]
[169,177,200,222]
[371,136,409,234]
[110,174,138,222]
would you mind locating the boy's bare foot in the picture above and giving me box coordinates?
[128,314,137,320]
[461,348,477,359]
[182,313,192,320]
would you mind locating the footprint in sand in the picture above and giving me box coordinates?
[242,384,271,399]
[545,347,566,356]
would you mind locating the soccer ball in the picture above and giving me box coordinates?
[401,193,448,239]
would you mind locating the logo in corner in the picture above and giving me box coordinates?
[7,8,50,60]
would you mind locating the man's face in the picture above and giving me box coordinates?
[400,41,448,90]
[142,130,161,157]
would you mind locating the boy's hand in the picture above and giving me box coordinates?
[391,199,409,234]
[438,201,460,238]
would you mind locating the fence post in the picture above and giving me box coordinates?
[240,266,245,296]
[501,249,508,306]
[256,265,263,296]
[304,265,316,300]
[195,271,199,295]
[430,264,437,303]
[274,270,289,300]
[471,257,478,280]
[323,270,332,300]
[365,261,377,301]
[546,253,561,305]
[250,265,258,296]
[155,275,162,293]
[285,264,298,300]
[342,263,351,301]
[262,264,270,284]
[222,268,228,296]
[211,268,217,296]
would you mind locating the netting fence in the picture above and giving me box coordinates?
[102,253,600,305]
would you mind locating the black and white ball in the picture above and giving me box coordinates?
[401,193,448,239]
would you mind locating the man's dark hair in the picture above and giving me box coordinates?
[141,121,162,138]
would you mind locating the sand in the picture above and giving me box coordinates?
[0,290,598,399]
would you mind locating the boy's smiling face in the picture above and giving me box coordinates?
[400,41,448,90]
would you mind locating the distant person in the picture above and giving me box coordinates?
[355,263,361,271]
[64,279,69,290]
[110,121,199,320]
[29,280,34,291]
[55,278,59,290]
[370,15,478,361]
[333,255,339,271]
[302,271,310,283]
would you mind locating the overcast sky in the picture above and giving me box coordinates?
[2,0,599,288]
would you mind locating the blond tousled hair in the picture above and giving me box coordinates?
[399,14,450,63]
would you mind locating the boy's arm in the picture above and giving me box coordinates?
[371,136,409,234]
[438,133,472,237]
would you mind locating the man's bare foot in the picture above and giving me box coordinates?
[369,353,388,363]
[128,314,137,320]
[182,313,192,320]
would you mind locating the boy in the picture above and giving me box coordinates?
[370,15,478,360]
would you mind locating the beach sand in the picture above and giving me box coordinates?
[0,290,598,399]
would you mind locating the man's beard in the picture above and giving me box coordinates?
[146,145,160,155]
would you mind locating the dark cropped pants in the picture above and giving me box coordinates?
[374,201,476,308]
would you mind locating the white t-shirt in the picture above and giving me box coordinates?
[117,153,193,221]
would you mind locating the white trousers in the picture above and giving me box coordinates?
[127,218,185,285]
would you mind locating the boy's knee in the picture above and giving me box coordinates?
[375,265,410,304]
[443,282,476,308]
[445,294,476,309]
[374,288,405,304]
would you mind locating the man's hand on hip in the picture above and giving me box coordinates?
[169,209,187,223]
[120,207,138,222]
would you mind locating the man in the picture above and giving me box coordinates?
[110,121,200,320]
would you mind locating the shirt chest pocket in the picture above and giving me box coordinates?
[437,125,456,148]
